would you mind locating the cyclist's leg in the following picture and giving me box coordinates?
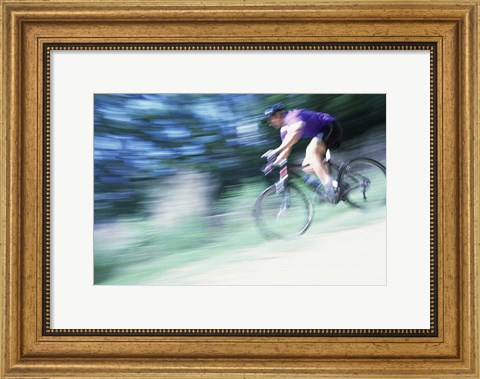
[305,122,342,201]
[317,121,343,182]
[305,138,337,202]
[305,136,329,185]
[301,163,314,175]
[304,122,343,184]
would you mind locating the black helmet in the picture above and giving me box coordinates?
[263,103,286,120]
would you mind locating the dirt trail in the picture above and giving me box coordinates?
[145,219,386,286]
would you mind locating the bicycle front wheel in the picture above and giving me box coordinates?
[253,183,313,239]
[338,158,386,209]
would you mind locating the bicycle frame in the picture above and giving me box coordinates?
[266,153,343,193]
[266,161,306,194]
[266,156,364,209]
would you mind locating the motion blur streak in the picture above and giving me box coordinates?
[94,94,386,285]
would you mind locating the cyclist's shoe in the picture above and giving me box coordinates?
[323,184,337,203]
[315,183,337,204]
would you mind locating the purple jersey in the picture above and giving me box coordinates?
[280,109,336,140]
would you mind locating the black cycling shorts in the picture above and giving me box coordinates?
[317,121,343,149]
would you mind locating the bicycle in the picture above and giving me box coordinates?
[253,149,386,239]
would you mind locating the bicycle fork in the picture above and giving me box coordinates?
[275,165,290,218]
[275,165,289,194]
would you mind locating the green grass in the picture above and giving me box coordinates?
[94,181,266,284]
[94,179,385,285]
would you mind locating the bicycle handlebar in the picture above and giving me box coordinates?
[261,152,287,175]
[261,150,278,162]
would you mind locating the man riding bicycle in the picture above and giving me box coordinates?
[262,103,343,201]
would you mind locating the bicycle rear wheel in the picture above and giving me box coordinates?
[338,158,386,209]
[253,183,313,239]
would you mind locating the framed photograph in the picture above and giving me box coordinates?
[93,93,387,287]
[1,1,478,378]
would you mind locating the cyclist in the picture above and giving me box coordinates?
[262,103,343,201]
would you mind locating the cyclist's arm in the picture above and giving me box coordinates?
[272,121,304,161]
[275,147,292,163]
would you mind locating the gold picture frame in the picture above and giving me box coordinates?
[1,0,478,377]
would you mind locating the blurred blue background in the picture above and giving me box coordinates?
[94,94,386,285]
